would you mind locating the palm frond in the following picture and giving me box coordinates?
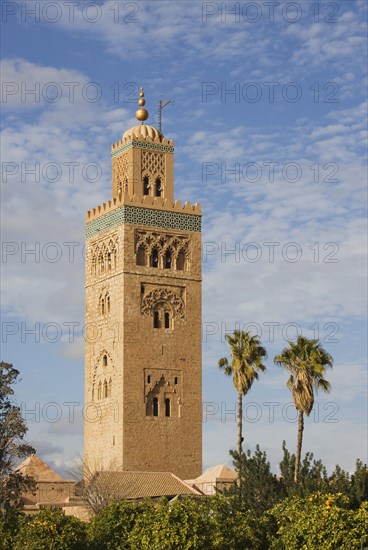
[218,330,267,396]
[317,379,331,393]
[218,357,233,377]
[276,336,333,415]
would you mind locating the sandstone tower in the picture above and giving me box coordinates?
[84,90,202,480]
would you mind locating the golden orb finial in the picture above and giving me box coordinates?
[135,87,149,123]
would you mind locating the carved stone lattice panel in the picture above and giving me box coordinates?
[113,153,129,187]
[142,151,165,177]
[89,234,118,277]
[89,234,118,258]
[141,287,185,319]
[116,153,129,174]
[135,230,190,256]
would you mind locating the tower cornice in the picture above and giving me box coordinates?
[112,140,174,157]
[86,200,201,240]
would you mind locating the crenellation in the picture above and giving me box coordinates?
[86,196,201,222]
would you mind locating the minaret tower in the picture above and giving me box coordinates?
[84,89,202,479]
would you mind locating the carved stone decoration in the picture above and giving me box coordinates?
[144,368,182,418]
[135,229,191,270]
[89,233,118,277]
[135,230,189,251]
[142,151,165,176]
[91,349,115,402]
[115,152,129,179]
[141,288,185,319]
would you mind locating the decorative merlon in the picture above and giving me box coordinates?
[86,193,201,222]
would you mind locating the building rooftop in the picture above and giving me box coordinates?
[122,124,164,142]
[90,471,204,500]
[193,464,237,485]
[17,454,65,482]
[186,464,237,496]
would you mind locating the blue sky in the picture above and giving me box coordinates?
[1,0,367,477]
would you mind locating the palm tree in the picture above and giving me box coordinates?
[218,330,267,474]
[274,336,333,484]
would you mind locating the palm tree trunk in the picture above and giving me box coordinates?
[237,392,243,457]
[294,410,304,483]
[237,392,243,493]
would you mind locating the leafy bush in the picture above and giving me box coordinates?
[269,492,368,550]
[3,491,367,550]
[87,496,266,550]
[128,496,266,550]
[13,508,87,550]
[87,499,151,549]
[0,509,26,550]
[128,497,212,550]
[205,495,269,549]
[229,445,285,514]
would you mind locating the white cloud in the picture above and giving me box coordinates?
[0,59,132,325]
[1,58,91,110]
[328,362,368,403]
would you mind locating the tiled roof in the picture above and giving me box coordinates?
[91,471,203,500]
[193,464,237,484]
[16,454,65,482]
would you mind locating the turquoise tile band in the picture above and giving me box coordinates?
[86,205,201,239]
[112,141,174,158]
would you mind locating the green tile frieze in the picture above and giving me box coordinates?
[111,141,174,158]
[86,205,201,239]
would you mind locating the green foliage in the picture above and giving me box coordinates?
[279,440,295,488]
[218,330,267,397]
[268,492,368,550]
[1,483,365,550]
[279,443,368,509]
[89,496,267,550]
[274,336,333,416]
[229,445,285,514]
[128,497,212,549]
[0,362,36,507]
[87,499,151,549]
[205,495,268,549]
[13,508,87,550]
[1,471,36,510]
[351,459,368,509]
[0,509,26,550]
[279,441,329,497]
[329,463,351,497]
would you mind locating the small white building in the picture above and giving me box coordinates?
[187,464,237,496]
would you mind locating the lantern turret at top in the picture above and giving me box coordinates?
[111,89,175,202]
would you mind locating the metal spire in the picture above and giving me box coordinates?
[158,99,173,132]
